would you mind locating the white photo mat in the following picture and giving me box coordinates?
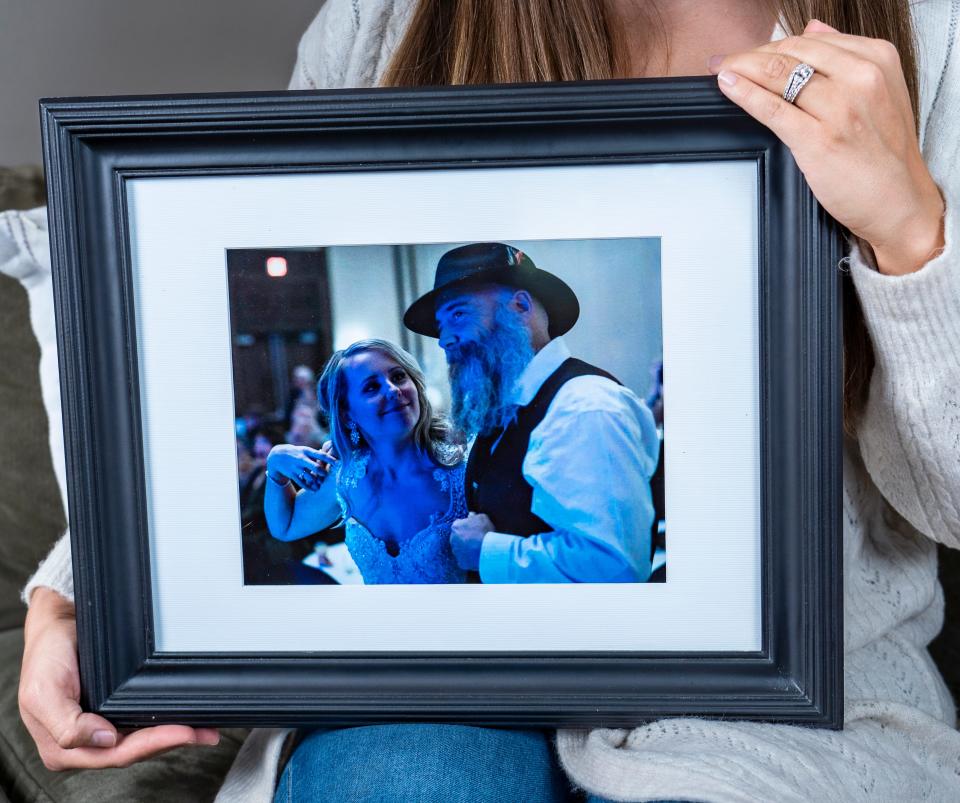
[126,161,761,653]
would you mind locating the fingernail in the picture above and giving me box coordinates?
[92,730,116,747]
[708,55,725,72]
[718,71,738,87]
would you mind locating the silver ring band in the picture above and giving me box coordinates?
[783,62,815,104]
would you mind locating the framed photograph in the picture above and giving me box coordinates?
[42,77,843,728]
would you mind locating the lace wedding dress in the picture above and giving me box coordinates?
[337,457,469,584]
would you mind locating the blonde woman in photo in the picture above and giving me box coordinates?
[264,338,469,585]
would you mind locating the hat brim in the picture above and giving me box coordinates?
[402,266,580,339]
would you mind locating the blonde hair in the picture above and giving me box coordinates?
[317,339,464,472]
[382,0,922,437]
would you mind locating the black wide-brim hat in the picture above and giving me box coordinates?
[402,242,580,339]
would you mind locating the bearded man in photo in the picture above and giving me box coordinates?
[403,242,661,583]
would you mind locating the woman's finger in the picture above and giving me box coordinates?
[293,456,328,483]
[715,69,817,154]
[712,33,877,124]
[36,725,217,771]
[714,49,835,120]
[712,20,911,123]
[28,705,119,751]
[803,30,903,67]
[744,34,866,80]
[300,467,325,490]
[18,619,118,752]
[20,669,116,750]
[304,448,337,464]
[762,32,907,113]
[306,465,327,483]
[800,32,912,125]
[19,595,219,772]
[800,18,904,71]
[783,20,909,101]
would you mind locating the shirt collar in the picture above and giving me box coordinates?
[511,336,571,408]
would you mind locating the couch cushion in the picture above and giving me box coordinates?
[0,169,45,214]
[0,628,247,802]
[0,273,65,631]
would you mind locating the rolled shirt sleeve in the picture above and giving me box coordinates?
[478,376,660,583]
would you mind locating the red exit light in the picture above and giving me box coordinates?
[266,256,288,277]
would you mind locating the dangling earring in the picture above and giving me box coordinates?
[347,420,360,447]
[341,422,369,490]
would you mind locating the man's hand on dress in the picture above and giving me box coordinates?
[450,512,494,572]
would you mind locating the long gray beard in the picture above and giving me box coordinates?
[446,308,535,438]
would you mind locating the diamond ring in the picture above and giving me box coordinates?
[783,63,815,104]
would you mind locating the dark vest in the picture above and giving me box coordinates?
[465,357,620,536]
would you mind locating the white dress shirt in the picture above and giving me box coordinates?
[478,337,660,583]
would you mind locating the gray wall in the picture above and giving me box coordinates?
[0,0,323,166]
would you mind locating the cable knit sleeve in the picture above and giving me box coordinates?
[21,531,74,605]
[287,0,359,90]
[849,10,960,548]
[287,0,416,91]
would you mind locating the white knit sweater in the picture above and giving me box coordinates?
[13,1,960,801]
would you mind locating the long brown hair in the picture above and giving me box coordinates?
[382,0,922,436]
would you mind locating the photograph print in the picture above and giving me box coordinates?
[228,238,665,587]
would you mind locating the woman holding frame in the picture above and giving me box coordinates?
[18,0,960,800]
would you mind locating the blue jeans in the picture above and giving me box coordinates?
[274,723,687,802]
[274,724,577,802]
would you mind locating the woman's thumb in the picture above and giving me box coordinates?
[48,707,118,750]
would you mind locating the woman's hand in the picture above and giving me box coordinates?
[19,588,219,770]
[266,444,337,491]
[710,18,945,276]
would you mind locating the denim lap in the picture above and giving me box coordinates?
[274,724,577,802]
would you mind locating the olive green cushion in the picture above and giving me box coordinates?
[0,168,45,215]
[0,273,65,632]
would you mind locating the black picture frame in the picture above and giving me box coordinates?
[41,77,843,729]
